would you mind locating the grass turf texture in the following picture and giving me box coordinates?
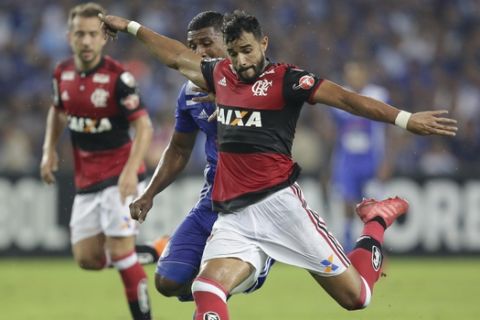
[1,257,478,319]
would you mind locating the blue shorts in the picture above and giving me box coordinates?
[156,197,274,301]
[333,162,376,202]
[156,200,216,285]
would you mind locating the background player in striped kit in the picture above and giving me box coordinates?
[40,3,154,319]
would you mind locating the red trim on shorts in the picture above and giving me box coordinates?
[290,183,350,267]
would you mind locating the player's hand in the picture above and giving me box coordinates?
[191,86,216,104]
[407,110,457,136]
[40,150,59,184]
[98,14,130,40]
[129,193,153,223]
[118,168,138,205]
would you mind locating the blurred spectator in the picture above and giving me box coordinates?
[419,138,459,176]
[0,0,478,176]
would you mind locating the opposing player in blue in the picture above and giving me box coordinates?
[128,11,273,302]
[327,61,392,252]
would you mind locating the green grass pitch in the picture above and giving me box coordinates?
[1,257,479,319]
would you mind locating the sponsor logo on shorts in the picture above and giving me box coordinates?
[204,311,220,320]
[320,254,339,273]
[371,245,382,271]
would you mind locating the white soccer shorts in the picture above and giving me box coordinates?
[201,183,351,292]
[70,181,146,244]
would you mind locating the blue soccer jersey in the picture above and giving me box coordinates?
[175,80,218,206]
[331,84,389,201]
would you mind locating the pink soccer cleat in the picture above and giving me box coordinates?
[355,196,409,228]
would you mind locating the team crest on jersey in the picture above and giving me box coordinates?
[61,71,75,81]
[93,73,110,83]
[121,94,140,110]
[217,107,262,127]
[90,88,109,108]
[293,74,315,90]
[68,115,112,133]
[252,79,273,96]
[203,312,220,320]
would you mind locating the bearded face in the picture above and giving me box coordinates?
[226,31,268,83]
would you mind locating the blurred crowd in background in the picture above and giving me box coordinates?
[1,0,479,178]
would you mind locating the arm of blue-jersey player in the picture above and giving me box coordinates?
[130,131,197,223]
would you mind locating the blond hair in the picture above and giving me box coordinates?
[68,2,106,29]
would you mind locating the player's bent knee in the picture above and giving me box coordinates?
[76,256,105,270]
[340,276,371,311]
[155,274,185,297]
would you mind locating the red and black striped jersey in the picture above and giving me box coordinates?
[52,56,148,193]
[201,58,323,212]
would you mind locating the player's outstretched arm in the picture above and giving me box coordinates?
[99,14,207,89]
[313,80,458,136]
[130,131,197,223]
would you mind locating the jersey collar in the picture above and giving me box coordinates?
[76,56,105,77]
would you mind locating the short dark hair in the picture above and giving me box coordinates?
[68,2,106,29]
[187,11,224,32]
[222,10,263,44]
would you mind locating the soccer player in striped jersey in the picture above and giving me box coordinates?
[100,9,458,320]
[40,3,153,319]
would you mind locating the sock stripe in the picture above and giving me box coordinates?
[113,251,138,270]
[192,277,228,303]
